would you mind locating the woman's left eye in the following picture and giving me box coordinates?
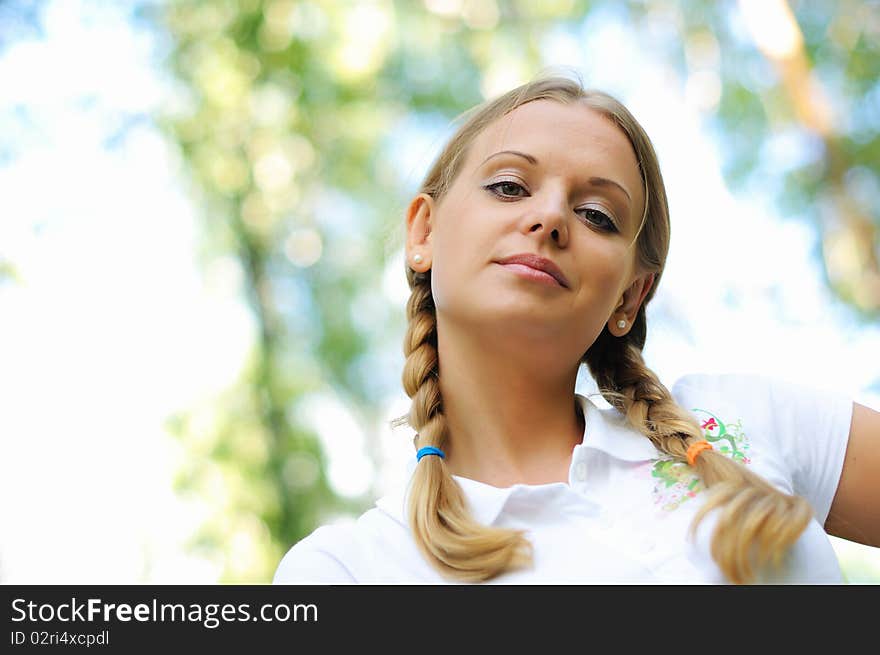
[577,208,618,232]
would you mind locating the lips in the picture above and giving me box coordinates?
[495,253,569,288]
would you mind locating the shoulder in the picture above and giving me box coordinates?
[273,494,414,584]
[671,370,847,400]
[273,523,360,584]
[671,371,778,398]
[670,371,852,426]
[669,372,782,442]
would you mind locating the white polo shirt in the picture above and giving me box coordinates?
[273,373,854,584]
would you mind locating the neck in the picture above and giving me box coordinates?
[436,318,587,488]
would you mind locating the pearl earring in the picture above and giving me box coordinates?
[412,254,423,264]
[617,319,626,329]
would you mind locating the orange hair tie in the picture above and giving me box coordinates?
[686,440,713,466]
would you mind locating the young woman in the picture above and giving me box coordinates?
[274,76,880,584]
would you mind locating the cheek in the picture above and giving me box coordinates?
[429,256,452,310]
[428,218,469,311]
[427,194,493,309]
[574,242,633,316]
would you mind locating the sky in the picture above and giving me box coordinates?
[0,0,878,583]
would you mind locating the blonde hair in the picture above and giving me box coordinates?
[392,74,812,584]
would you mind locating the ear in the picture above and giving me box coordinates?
[608,271,655,337]
[405,193,435,271]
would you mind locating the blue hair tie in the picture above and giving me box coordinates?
[416,446,446,462]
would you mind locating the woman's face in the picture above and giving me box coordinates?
[407,99,654,358]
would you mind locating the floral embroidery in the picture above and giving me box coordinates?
[650,408,752,511]
[695,409,751,464]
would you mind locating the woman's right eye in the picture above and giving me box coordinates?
[484,180,528,198]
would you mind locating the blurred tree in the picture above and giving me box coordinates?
[677,0,880,315]
[152,0,877,581]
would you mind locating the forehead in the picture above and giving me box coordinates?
[469,99,642,185]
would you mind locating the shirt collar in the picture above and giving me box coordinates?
[375,393,658,527]
[374,465,515,528]
[575,392,660,462]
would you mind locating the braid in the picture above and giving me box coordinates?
[585,318,814,584]
[401,279,443,435]
[394,270,532,582]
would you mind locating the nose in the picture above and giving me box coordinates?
[525,188,569,247]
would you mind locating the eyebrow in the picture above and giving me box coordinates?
[479,150,632,204]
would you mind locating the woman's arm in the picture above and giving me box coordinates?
[824,402,880,547]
